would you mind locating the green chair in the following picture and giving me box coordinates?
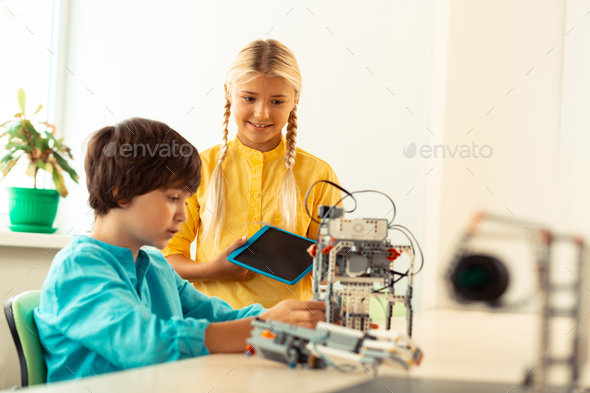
[4,290,46,387]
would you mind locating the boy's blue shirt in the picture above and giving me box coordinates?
[34,234,265,382]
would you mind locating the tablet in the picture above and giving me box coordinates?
[227,225,315,285]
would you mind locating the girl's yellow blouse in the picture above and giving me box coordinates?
[161,136,342,309]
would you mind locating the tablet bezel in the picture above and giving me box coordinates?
[227,225,316,286]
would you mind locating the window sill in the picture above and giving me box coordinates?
[0,214,71,250]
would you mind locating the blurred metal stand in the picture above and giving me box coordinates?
[447,212,587,393]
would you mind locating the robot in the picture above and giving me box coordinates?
[246,183,424,373]
[246,318,423,373]
[310,205,418,336]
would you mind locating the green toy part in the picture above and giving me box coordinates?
[369,298,407,322]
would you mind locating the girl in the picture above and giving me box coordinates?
[162,39,341,309]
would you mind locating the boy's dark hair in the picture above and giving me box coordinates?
[85,117,201,218]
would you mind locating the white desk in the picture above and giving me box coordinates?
[5,309,588,393]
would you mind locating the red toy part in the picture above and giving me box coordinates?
[416,351,424,366]
[309,244,317,257]
[322,245,333,255]
[245,344,255,357]
[387,248,401,262]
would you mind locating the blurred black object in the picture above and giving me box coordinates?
[449,253,509,306]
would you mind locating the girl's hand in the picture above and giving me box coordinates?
[258,299,326,329]
[205,236,255,281]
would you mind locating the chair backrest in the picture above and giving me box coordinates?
[4,290,46,386]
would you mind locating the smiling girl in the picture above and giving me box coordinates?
[162,39,341,309]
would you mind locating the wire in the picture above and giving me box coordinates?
[304,181,424,280]
[372,283,393,293]
[304,180,357,225]
[389,224,425,276]
[307,182,398,243]
[376,298,388,317]
[304,181,397,226]
[347,190,397,226]
[304,180,358,243]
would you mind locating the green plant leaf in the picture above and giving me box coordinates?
[46,132,62,150]
[5,141,32,151]
[26,161,37,177]
[50,163,68,197]
[54,136,74,159]
[40,137,50,151]
[33,104,43,116]
[22,120,42,149]
[17,88,26,114]
[52,151,79,183]
[0,120,12,128]
[6,122,23,138]
[1,156,20,178]
[0,152,14,163]
[38,159,56,176]
[22,120,39,135]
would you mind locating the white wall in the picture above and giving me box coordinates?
[52,0,435,306]
[561,0,590,155]
[433,0,590,308]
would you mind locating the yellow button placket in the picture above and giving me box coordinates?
[248,151,264,237]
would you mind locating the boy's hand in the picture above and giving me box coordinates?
[205,236,255,281]
[258,299,326,329]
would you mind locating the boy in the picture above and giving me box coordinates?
[34,118,325,382]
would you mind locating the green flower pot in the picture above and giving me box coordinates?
[7,187,59,233]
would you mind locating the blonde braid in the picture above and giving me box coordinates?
[284,103,298,169]
[219,98,231,163]
[202,95,231,251]
[278,104,300,232]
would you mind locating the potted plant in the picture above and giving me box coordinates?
[0,88,79,234]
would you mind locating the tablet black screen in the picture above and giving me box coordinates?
[233,227,314,282]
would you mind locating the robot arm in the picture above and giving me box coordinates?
[246,318,423,373]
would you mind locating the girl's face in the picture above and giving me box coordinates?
[225,75,298,153]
